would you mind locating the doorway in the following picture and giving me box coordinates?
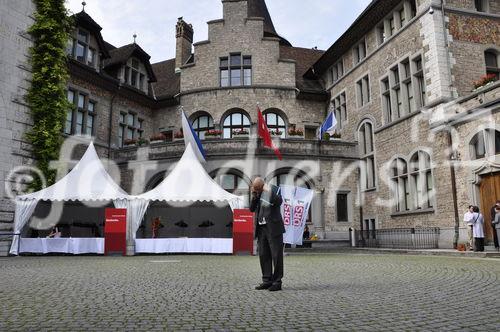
[479,173,500,242]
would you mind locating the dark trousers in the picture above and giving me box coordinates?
[492,224,499,248]
[257,224,283,285]
[474,237,484,252]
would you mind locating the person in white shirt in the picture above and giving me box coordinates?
[463,205,474,250]
[470,206,485,252]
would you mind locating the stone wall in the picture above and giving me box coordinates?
[447,12,500,97]
[0,0,34,255]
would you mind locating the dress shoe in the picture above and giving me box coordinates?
[255,283,272,290]
[268,284,282,292]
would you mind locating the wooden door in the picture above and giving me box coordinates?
[479,173,500,242]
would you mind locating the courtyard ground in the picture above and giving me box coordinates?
[0,253,499,331]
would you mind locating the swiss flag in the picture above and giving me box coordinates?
[257,107,283,160]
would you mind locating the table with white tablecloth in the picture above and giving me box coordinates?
[19,238,104,254]
[135,238,233,254]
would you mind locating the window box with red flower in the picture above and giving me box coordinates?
[150,133,166,144]
[205,129,222,140]
[232,128,249,138]
[473,73,498,90]
[288,128,304,138]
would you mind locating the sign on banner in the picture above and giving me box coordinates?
[280,185,314,245]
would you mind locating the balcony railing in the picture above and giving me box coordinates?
[113,138,359,162]
[355,227,440,249]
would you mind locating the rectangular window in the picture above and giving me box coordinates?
[332,92,346,130]
[381,77,392,123]
[76,42,85,62]
[65,90,75,134]
[220,54,251,87]
[119,112,144,146]
[124,67,130,84]
[399,7,406,27]
[118,125,125,147]
[230,54,241,66]
[389,17,395,36]
[356,75,370,107]
[220,69,229,87]
[377,25,386,45]
[353,40,367,64]
[77,29,88,43]
[336,193,349,222]
[243,68,252,86]
[230,69,241,86]
[76,111,84,135]
[413,56,426,108]
[77,93,85,109]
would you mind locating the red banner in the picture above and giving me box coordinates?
[104,208,127,256]
[233,209,254,255]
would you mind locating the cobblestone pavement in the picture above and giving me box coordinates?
[0,254,499,331]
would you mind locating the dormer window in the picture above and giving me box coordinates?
[67,28,97,68]
[123,58,147,92]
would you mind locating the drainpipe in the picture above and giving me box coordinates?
[447,130,460,249]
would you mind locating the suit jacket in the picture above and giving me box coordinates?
[250,184,284,238]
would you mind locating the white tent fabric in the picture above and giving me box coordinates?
[127,143,244,240]
[10,142,128,255]
[17,142,128,202]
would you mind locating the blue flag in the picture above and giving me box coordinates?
[318,112,337,140]
[181,111,206,163]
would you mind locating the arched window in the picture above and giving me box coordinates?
[212,170,250,207]
[359,121,376,190]
[264,112,286,138]
[485,50,499,79]
[222,111,251,138]
[470,129,500,160]
[391,158,409,212]
[409,151,433,210]
[191,113,214,140]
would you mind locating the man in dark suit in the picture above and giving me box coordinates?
[490,200,500,249]
[250,177,285,292]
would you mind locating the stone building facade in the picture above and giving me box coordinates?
[0,0,499,254]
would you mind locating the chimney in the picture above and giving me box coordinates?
[175,17,193,72]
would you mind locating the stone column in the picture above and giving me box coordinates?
[311,189,325,239]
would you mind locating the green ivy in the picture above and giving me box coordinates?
[26,0,73,190]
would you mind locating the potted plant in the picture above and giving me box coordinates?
[288,127,304,138]
[137,137,149,147]
[331,132,341,139]
[456,243,467,252]
[473,73,498,90]
[232,128,249,138]
[322,132,330,141]
[124,138,137,147]
[205,129,222,140]
[270,129,283,138]
[150,133,166,144]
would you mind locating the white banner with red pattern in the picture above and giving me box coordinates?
[280,185,314,245]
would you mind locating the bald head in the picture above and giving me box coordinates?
[252,177,265,194]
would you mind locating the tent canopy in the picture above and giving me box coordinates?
[134,143,244,207]
[18,142,128,202]
[10,142,128,255]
